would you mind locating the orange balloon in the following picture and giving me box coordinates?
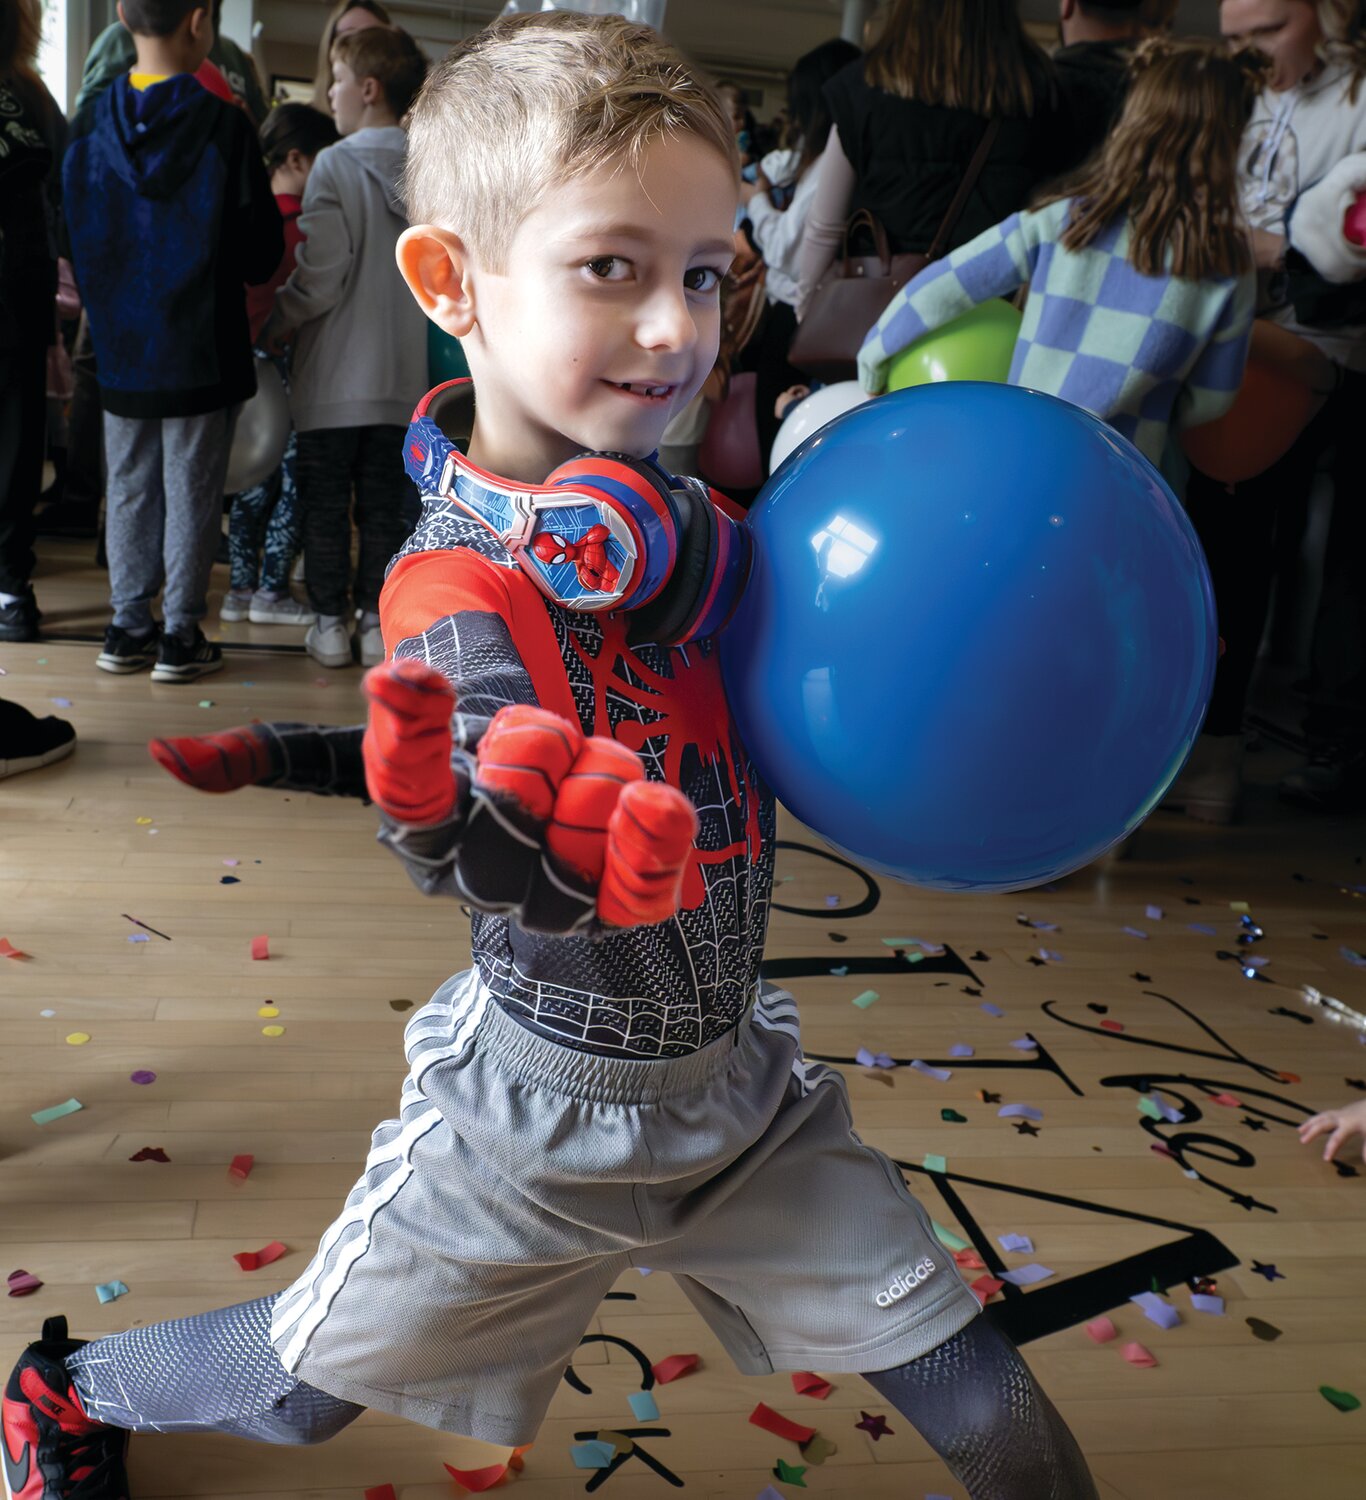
[1181,321,1335,485]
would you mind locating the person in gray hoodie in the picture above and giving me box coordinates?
[265,25,428,669]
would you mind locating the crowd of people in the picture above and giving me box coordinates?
[0,0,1363,826]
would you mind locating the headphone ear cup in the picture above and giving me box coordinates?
[625,481,717,647]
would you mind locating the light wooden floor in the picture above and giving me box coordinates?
[2,540,1365,1500]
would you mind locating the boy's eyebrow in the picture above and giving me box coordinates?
[556,223,736,258]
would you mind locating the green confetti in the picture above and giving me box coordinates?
[851,989,879,1009]
[932,1220,969,1251]
[906,951,924,963]
[198,699,214,709]
[35,657,47,664]
[774,1457,808,1486]
[31,1098,84,1126]
[1320,1386,1361,1413]
[1137,1096,1165,1120]
[923,1153,947,1174]
[941,1108,968,1123]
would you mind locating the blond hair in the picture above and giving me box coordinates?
[1317,0,1366,101]
[403,11,738,270]
[1037,39,1268,280]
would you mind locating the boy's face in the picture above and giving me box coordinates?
[454,133,737,480]
[328,60,370,134]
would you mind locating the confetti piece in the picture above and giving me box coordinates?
[749,1403,815,1445]
[799,1434,838,1464]
[262,1025,285,1037]
[364,1487,398,1500]
[998,1233,1034,1254]
[855,1047,896,1069]
[1017,914,1060,930]
[1138,1096,1165,1121]
[389,998,414,1011]
[953,1248,986,1270]
[258,1005,279,1017]
[652,1352,699,1384]
[969,1274,1004,1305]
[128,933,149,943]
[130,1071,156,1085]
[948,1043,975,1058]
[135,817,152,825]
[95,1280,129,1304]
[1191,1293,1225,1315]
[197,699,214,709]
[756,1488,786,1500]
[1038,948,1062,962]
[628,1390,660,1420]
[910,1059,951,1081]
[129,1146,170,1163]
[250,934,270,960]
[39,1009,54,1017]
[851,989,879,1009]
[940,1108,967,1123]
[999,1264,1054,1287]
[223,858,239,867]
[829,964,849,976]
[823,894,840,908]
[1085,1316,1118,1344]
[233,1240,287,1271]
[1341,947,1366,969]
[1131,1292,1182,1330]
[855,1411,893,1440]
[932,1221,969,1251]
[922,1153,947,1174]
[1229,901,1249,913]
[1099,1018,1126,1032]
[596,1431,633,1458]
[1122,1341,1158,1367]
[980,1002,1005,1017]
[998,1104,1043,1121]
[7,1270,43,1297]
[446,1459,512,1488]
[1122,927,1148,940]
[31,1098,82,1125]
[792,1371,834,1400]
[1009,1036,1037,1050]
[1246,1317,1282,1341]
[1211,1092,1242,1107]
[65,1032,91,1047]
[1188,922,1218,935]
[51,697,71,708]
[0,937,31,960]
[220,875,240,885]
[1319,1386,1361,1413]
[229,1154,254,1180]
[1145,906,1164,920]
[773,1457,808,1485]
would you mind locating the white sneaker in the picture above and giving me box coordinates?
[249,590,313,625]
[1161,734,1243,824]
[305,615,354,668]
[219,590,254,623]
[358,620,385,666]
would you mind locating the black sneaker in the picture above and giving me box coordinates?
[150,629,223,684]
[1,1315,130,1499]
[0,591,40,643]
[1278,746,1366,813]
[95,626,159,675]
[0,702,76,780]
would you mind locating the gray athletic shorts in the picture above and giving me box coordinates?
[270,969,979,1444]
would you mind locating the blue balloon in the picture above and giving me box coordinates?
[721,383,1216,892]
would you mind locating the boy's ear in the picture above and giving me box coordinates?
[360,74,382,108]
[398,226,476,339]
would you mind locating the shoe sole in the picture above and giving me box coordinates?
[0,736,75,779]
[306,637,354,668]
[219,608,251,623]
[96,652,155,674]
[250,610,313,625]
[151,657,226,684]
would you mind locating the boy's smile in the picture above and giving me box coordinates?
[403,132,738,484]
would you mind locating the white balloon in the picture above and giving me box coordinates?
[226,357,292,493]
[769,381,871,475]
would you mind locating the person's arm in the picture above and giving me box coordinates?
[857,208,1041,393]
[72,23,133,115]
[794,126,856,317]
[1172,273,1256,432]
[745,170,816,288]
[269,151,353,331]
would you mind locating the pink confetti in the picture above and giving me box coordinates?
[1122,1341,1158,1368]
[233,1240,287,1271]
[1085,1316,1118,1344]
[250,935,270,961]
[7,1269,43,1297]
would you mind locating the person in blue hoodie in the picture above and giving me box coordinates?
[62,0,282,684]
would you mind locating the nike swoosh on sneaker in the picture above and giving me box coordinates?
[2,1422,31,1497]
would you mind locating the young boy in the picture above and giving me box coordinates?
[62,0,283,683]
[6,15,1098,1498]
[262,25,429,671]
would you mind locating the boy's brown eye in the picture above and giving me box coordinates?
[586,257,627,280]
[685,267,721,294]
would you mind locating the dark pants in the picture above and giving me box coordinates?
[63,313,104,512]
[0,336,49,597]
[735,297,803,477]
[294,425,419,618]
[1185,367,1366,740]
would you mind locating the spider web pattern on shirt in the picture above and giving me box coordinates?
[386,500,774,1060]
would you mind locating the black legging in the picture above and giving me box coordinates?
[67,1296,1095,1496]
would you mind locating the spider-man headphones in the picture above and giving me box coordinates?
[404,380,752,647]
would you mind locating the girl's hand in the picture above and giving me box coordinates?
[1298,1098,1366,1163]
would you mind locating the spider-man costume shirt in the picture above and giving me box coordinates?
[378,482,775,1060]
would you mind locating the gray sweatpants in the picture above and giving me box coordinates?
[103,409,233,638]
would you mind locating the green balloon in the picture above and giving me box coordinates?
[885,298,1022,391]
[427,322,470,386]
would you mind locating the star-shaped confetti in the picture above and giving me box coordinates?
[1347,1079,1366,1092]
[978,1090,1001,1103]
[1250,1260,1284,1281]
[773,1458,807,1486]
[962,985,982,996]
[1013,1120,1040,1137]
[1241,1117,1268,1132]
[1333,1160,1359,1178]
[1026,956,1046,967]
[855,1412,893,1441]
[1131,971,1151,983]
[970,950,990,962]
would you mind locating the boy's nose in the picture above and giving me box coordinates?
[636,289,698,354]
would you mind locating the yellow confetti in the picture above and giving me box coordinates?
[1229,901,1250,913]
[258,1004,280,1018]
[261,1025,285,1037]
[135,817,152,825]
[65,1032,91,1046]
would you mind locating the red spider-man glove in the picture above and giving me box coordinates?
[362,657,459,826]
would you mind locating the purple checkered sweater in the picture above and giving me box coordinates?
[859,198,1256,467]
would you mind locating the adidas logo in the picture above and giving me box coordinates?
[874,1258,937,1306]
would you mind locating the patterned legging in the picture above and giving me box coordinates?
[227,425,301,595]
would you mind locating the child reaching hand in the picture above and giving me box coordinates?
[1300,1097,1366,1164]
[859,39,1267,471]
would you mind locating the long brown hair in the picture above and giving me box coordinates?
[1037,39,1268,280]
[0,0,41,80]
[311,0,391,112]
[863,0,1055,117]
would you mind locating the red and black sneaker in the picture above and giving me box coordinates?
[2,1317,129,1499]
